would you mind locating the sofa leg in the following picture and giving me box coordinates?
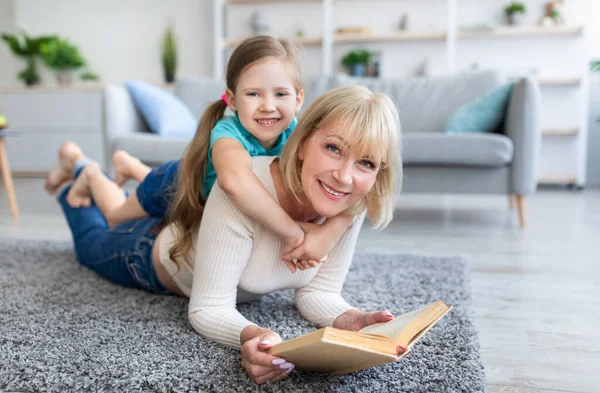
[516,195,526,228]
[508,194,516,210]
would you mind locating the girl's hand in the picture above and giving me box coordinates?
[280,233,304,273]
[332,309,394,332]
[281,222,332,270]
[240,329,295,385]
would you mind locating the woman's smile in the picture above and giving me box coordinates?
[318,180,348,200]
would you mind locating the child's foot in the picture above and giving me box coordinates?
[112,150,142,186]
[66,162,100,208]
[44,141,85,195]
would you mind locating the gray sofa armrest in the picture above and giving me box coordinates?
[504,76,542,195]
[104,85,148,154]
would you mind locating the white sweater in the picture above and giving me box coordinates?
[158,156,364,348]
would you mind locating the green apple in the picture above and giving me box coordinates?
[0,115,6,127]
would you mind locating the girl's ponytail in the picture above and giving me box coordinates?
[168,99,227,268]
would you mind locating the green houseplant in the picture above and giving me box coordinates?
[504,2,527,25]
[80,70,100,82]
[341,49,373,77]
[39,37,86,84]
[161,23,178,83]
[1,32,56,86]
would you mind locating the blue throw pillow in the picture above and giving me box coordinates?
[444,83,514,134]
[125,80,196,137]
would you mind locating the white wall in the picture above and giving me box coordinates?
[1,0,597,82]
[0,0,17,111]
[588,73,600,186]
[2,0,213,86]
[585,1,600,186]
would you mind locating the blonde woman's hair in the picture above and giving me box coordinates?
[279,85,401,229]
[168,36,303,267]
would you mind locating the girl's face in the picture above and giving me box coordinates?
[298,122,382,218]
[226,58,304,149]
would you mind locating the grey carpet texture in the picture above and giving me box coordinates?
[0,239,485,392]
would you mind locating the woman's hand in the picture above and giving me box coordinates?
[239,326,295,385]
[332,308,394,332]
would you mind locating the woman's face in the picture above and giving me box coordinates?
[298,122,381,218]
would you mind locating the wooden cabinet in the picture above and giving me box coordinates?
[0,85,106,175]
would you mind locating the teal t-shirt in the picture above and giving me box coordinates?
[202,114,297,198]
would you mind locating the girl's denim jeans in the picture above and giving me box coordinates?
[57,165,171,294]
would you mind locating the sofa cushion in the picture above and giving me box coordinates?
[125,80,197,137]
[112,133,191,165]
[403,132,514,167]
[444,83,514,134]
[329,71,505,133]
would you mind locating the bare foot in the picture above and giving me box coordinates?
[113,150,142,186]
[66,162,100,208]
[44,141,85,195]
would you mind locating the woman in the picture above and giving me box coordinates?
[49,85,402,384]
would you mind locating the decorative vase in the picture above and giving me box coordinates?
[22,57,41,86]
[350,64,367,77]
[399,14,409,31]
[507,13,523,26]
[251,11,269,35]
[56,70,72,85]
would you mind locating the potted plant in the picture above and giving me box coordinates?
[161,23,178,83]
[39,38,86,84]
[342,49,373,77]
[80,69,100,83]
[1,32,56,86]
[504,2,527,25]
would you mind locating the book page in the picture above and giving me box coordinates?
[358,304,433,338]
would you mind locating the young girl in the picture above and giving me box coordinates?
[44,35,353,272]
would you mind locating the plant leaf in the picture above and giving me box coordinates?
[1,33,27,56]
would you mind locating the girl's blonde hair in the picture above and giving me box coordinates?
[168,36,302,266]
[280,85,402,229]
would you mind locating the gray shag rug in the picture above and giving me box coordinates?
[0,239,485,392]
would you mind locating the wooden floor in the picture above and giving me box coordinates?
[1,178,599,393]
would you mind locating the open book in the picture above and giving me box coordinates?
[269,300,452,375]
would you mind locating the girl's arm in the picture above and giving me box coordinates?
[281,214,355,266]
[212,138,304,271]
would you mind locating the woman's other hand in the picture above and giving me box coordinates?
[240,326,295,384]
[332,309,394,332]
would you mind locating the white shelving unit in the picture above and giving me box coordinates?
[334,31,447,43]
[0,85,106,174]
[458,24,583,39]
[213,0,589,187]
[214,0,456,77]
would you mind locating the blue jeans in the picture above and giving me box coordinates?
[136,160,179,218]
[58,166,171,294]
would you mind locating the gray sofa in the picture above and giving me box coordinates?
[104,70,540,227]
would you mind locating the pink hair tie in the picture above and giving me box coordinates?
[221,93,228,105]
